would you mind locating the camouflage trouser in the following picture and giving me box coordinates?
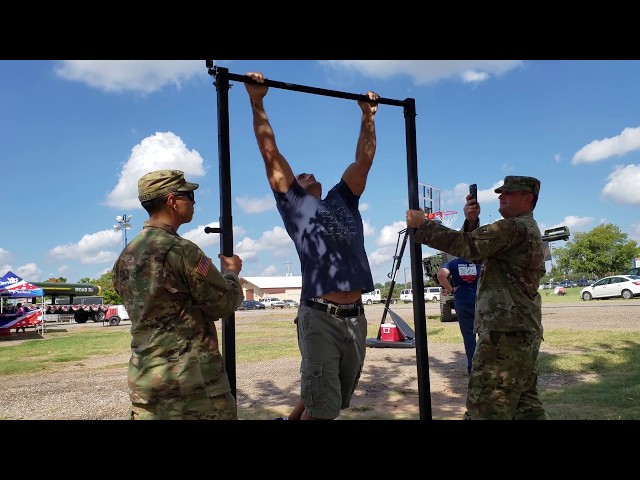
[464,330,550,420]
[130,391,238,420]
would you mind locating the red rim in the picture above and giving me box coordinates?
[426,211,457,219]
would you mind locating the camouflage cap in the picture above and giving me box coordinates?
[138,170,199,202]
[494,176,540,195]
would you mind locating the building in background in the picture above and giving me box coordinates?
[241,276,302,302]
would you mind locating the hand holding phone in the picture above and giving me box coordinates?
[469,184,477,203]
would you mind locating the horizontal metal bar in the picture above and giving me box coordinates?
[220,69,407,108]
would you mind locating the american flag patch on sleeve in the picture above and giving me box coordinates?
[196,254,212,277]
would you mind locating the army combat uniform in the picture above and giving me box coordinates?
[113,170,243,420]
[413,176,549,420]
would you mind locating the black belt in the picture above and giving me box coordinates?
[301,299,364,319]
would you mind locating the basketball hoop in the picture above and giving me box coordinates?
[426,210,458,228]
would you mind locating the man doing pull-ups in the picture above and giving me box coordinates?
[244,71,380,420]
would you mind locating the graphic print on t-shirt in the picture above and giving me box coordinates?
[317,199,357,236]
[457,263,479,284]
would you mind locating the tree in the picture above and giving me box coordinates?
[555,223,640,279]
[44,276,67,283]
[381,281,401,301]
[79,277,90,283]
[90,270,123,305]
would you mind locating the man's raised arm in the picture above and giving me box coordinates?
[245,72,295,194]
[343,91,380,196]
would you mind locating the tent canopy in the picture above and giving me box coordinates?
[0,271,45,298]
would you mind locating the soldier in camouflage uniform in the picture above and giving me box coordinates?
[406,176,549,420]
[113,169,244,420]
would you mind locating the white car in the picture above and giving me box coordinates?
[400,289,413,303]
[424,287,441,302]
[579,274,640,301]
[261,297,287,309]
[399,287,440,303]
[283,299,299,308]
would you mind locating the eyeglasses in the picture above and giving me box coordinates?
[174,191,195,202]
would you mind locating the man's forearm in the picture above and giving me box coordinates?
[462,218,480,233]
[250,97,276,149]
[437,274,454,293]
[355,113,376,165]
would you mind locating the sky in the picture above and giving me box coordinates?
[1,60,639,287]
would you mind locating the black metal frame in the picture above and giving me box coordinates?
[205,62,433,419]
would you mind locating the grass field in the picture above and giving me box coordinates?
[1,294,639,420]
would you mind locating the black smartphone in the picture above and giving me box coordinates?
[469,183,477,202]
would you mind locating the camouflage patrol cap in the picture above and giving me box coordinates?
[494,176,540,195]
[138,170,199,202]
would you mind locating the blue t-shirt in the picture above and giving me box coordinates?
[443,257,481,307]
[275,179,374,300]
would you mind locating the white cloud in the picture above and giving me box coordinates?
[236,194,276,214]
[377,221,408,247]
[442,182,499,211]
[235,236,262,258]
[321,60,523,85]
[362,219,375,237]
[602,164,640,204]
[572,126,640,165]
[182,222,222,249]
[369,246,396,269]
[235,226,295,264]
[15,263,40,281]
[0,247,10,262]
[261,265,278,276]
[560,216,593,232]
[261,226,294,250]
[540,216,593,236]
[48,230,121,265]
[440,182,504,214]
[104,132,208,210]
[54,60,204,94]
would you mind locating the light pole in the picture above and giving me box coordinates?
[114,214,133,249]
[403,266,411,288]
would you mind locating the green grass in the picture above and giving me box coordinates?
[236,319,300,362]
[539,329,640,419]
[0,327,130,375]
[540,286,585,303]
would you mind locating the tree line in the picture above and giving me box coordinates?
[544,223,639,283]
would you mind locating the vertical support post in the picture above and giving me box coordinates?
[212,67,238,399]
[403,98,432,420]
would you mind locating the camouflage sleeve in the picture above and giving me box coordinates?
[414,218,524,262]
[169,241,244,319]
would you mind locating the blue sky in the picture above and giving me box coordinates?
[1,60,639,286]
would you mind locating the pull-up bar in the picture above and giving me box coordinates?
[209,66,408,108]
[205,61,433,420]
